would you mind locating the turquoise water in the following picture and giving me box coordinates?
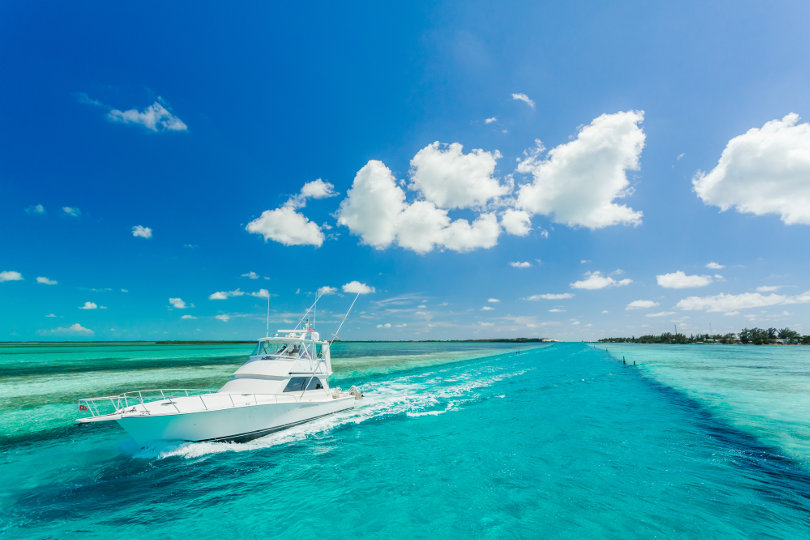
[2,342,810,537]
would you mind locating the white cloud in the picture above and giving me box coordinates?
[79,302,101,310]
[246,206,324,247]
[181,314,196,320]
[215,314,230,322]
[440,213,500,252]
[48,323,94,335]
[377,322,392,328]
[675,291,810,313]
[756,285,781,293]
[0,271,23,282]
[343,281,375,295]
[36,276,58,285]
[501,209,532,236]
[209,289,246,300]
[409,142,507,209]
[251,289,270,298]
[337,160,500,253]
[524,293,573,301]
[317,286,338,296]
[693,114,810,225]
[626,299,660,310]
[107,100,188,132]
[288,179,338,209]
[169,297,190,309]
[656,271,713,289]
[62,206,81,217]
[300,178,337,200]
[484,117,497,124]
[510,261,531,268]
[646,311,676,318]
[512,93,535,108]
[132,225,152,239]
[242,271,260,279]
[26,204,45,215]
[517,111,645,229]
[570,271,632,290]
[487,298,500,303]
[706,261,724,270]
[45,313,56,318]
[337,161,404,249]
[548,308,565,313]
[481,306,494,311]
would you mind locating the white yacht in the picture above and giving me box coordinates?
[76,322,362,445]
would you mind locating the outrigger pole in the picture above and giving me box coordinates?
[331,292,361,345]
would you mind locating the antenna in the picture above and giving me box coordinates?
[331,292,361,344]
[294,293,322,330]
[266,293,270,338]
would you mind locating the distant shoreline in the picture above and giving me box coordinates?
[0,338,553,346]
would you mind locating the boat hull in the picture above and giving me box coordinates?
[116,397,355,445]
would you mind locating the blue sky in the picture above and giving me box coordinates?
[2,1,810,341]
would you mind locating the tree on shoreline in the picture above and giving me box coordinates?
[599,327,810,345]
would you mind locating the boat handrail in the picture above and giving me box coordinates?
[77,388,335,419]
[78,388,217,418]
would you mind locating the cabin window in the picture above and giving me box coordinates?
[306,378,324,390]
[283,377,309,392]
[251,342,268,356]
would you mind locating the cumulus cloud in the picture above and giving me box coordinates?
[524,293,573,301]
[570,271,632,290]
[481,306,494,311]
[215,314,230,322]
[246,206,324,247]
[251,289,270,298]
[377,322,392,328]
[169,297,190,309]
[242,271,260,279]
[501,209,532,236]
[484,117,497,124]
[62,206,81,218]
[132,225,152,239]
[512,93,535,108]
[26,204,45,215]
[107,100,188,132]
[646,311,676,318]
[626,300,660,310]
[517,111,645,229]
[181,314,196,320]
[287,179,338,209]
[510,261,531,268]
[47,323,94,335]
[209,289,246,300]
[706,261,724,270]
[343,281,375,294]
[409,142,507,209]
[0,271,23,282]
[693,114,810,225]
[676,290,810,313]
[656,271,713,289]
[487,298,500,303]
[36,276,58,285]
[337,160,500,253]
[245,179,339,247]
[79,301,101,310]
[317,286,338,296]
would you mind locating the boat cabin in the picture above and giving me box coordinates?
[218,325,333,395]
